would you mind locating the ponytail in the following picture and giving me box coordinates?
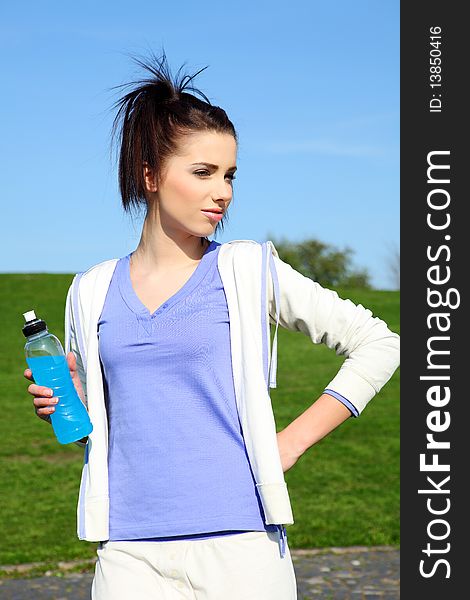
[108,48,237,239]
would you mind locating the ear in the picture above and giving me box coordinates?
[143,162,158,193]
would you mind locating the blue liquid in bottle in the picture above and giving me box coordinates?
[23,310,93,445]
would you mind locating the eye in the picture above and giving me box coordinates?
[194,170,236,183]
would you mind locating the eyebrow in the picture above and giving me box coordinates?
[190,162,237,172]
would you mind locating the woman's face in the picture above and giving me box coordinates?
[145,131,237,239]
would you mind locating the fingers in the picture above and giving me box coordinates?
[28,382,54,399]
[26,379,57,423]
[33,394,58,422]
[24,354,83,423]
[24,368,35,382]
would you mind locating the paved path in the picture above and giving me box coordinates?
[0,546,399,599]
[293,546,399,599]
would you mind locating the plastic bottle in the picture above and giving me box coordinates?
[22,309,92,444]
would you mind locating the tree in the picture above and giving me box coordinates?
[267,235,371,289]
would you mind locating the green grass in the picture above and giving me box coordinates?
[0,275,399,566]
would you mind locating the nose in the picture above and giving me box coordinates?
[214,178,233,204]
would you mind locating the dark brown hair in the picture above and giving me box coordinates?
[109,48,237,240]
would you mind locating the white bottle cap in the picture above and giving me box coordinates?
[23,310,37,322]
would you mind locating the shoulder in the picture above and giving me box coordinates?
[217,239,263,268]
[221,239,260,246]
[219,239,274,259]
[74,257,121,290]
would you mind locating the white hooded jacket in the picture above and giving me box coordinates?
[63,239,400,546]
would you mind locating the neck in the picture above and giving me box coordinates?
[131,210,209,273]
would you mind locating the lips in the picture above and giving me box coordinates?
[201,210,224,222]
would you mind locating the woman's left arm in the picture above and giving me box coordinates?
[268,247,400,471]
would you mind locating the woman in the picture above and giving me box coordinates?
[24,50,400,599]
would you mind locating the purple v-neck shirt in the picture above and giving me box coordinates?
[97,239,278,541]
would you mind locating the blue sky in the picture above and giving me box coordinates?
[0,0,399,289]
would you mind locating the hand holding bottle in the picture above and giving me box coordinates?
[22,310,93,444]
[24,351,86,424]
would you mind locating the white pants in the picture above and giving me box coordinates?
[91,529,297,599]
